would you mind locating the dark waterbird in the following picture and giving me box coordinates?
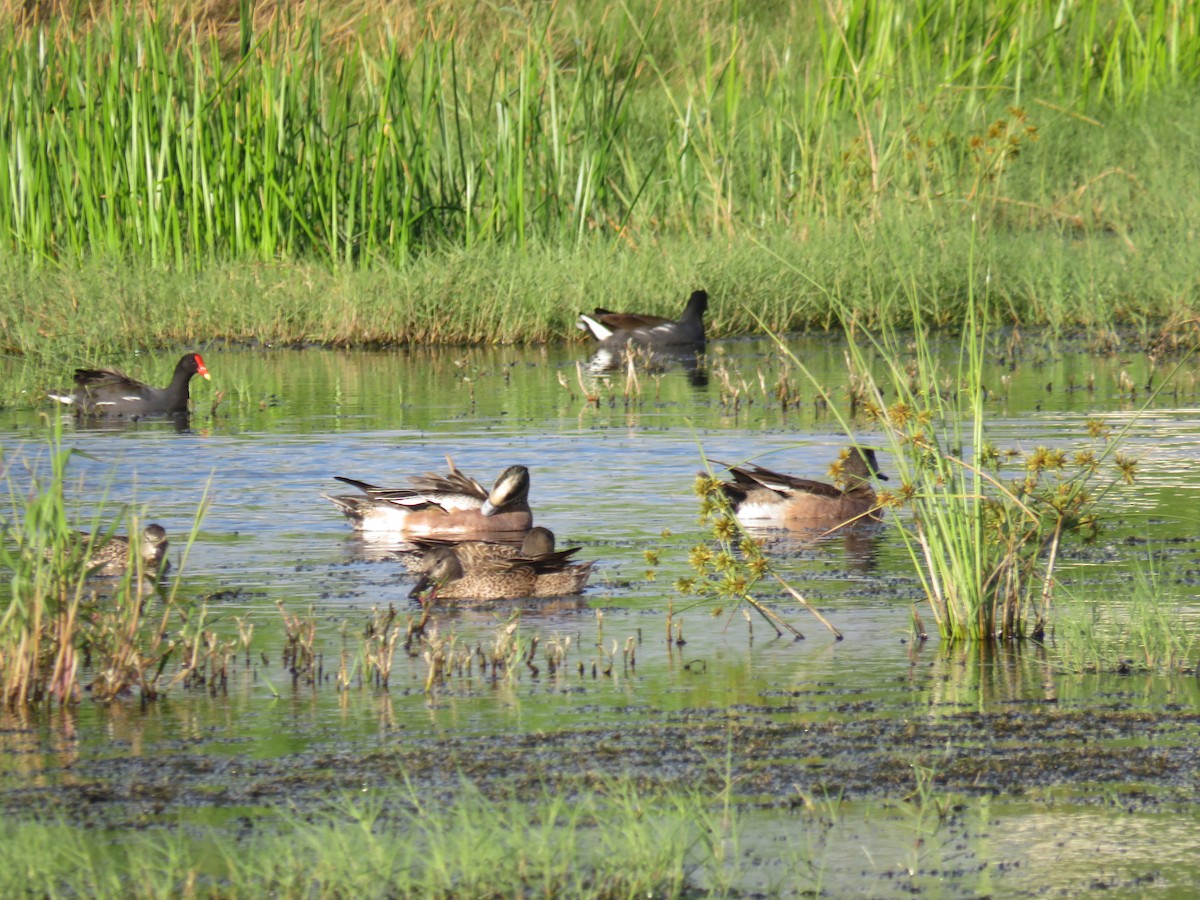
[49,353,211,417]
[577,290,708,346]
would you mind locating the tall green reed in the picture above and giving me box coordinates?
[0,421,200,704]
[764,223,1139,641]
[0,6,648,267]
[1,2,1198,268]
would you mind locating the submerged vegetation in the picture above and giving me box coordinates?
[0,777,743,899]
[1055,560,1200,674]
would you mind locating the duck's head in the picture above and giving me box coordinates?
[139,523,170,565]
[480,465,531,516]
[520,526,555,555]
[408,546,464,599]
[837,447,888,488]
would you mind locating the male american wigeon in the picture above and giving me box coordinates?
[324,457,533,538]
[408,531,593,602]
[577,290,708,346]
[715,447,887,531]
[51,523,170,576]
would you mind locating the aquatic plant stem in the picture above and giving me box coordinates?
[768,573,838,639]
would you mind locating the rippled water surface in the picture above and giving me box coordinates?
[3,333,1200,895]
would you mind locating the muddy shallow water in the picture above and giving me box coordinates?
[3,333,1200,895]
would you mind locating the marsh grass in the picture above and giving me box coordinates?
[0,774,755,898]
[816,321,1133,641]
[0,436,91,705]
[0,425,207,704]
[1053,559,1200,674]
[1,214,1199,394]
[0,0,1195,418]
[0,3,1200,359]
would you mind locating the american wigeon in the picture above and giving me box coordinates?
[51,524,170,576]
[408,533,593,602]
[577,290,708,346]
[324,457,533,538]
[715,447,887,530]
[49,354,210,417]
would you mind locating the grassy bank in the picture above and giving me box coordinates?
[2,210,1197,359]
[1,1,1199,358]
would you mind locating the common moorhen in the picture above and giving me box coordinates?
[577,290,708,346]
[49,353,211,417]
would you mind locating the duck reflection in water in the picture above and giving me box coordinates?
[584,343,708,389]
[739,524,885,577]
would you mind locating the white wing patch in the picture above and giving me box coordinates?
[577,314,614,341]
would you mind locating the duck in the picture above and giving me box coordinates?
[577,290,708,346]
[51,524,170,577]
[408,537,593,602]
[404,526,574,570]
[714,447,887,531]
[49,353,211,417]
[324,457,533,538]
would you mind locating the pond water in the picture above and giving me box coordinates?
[3,332,1200,896]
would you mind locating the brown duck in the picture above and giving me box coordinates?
[324,457,533,539]
[408,528,593,602]
[715,447,887,531]
[51,524,170,576]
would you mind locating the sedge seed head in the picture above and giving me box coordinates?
[1115,453,1138,484]
[688,544,713,569]
[712,516,738,541]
